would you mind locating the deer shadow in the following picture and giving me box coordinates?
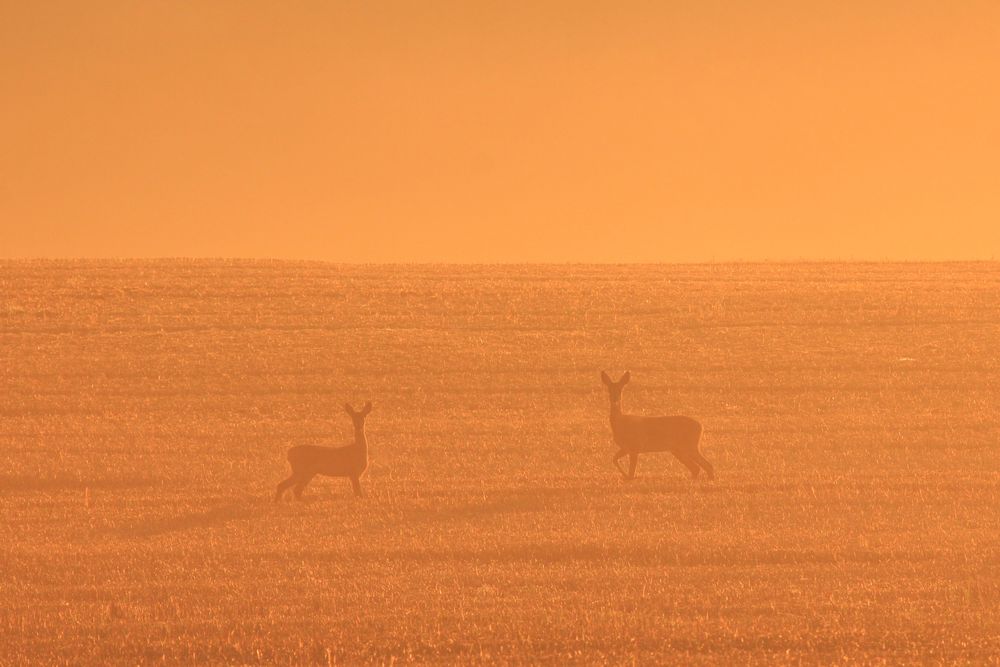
[388,479,699,527]
[113,497,259,538]
[0,474,158,492]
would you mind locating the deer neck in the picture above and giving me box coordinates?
[354,427,368,456]
[609,400,624,431]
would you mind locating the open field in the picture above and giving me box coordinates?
[2,260,999,664]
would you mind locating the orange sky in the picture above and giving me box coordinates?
[2,1,999,261]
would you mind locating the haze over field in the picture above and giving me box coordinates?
[2,261,999,663]
[3,2,1000,261]
[3,1,1000,664]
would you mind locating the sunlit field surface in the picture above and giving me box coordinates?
[2,261,999,664]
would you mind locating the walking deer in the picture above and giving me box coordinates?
[602,371,713,480]
[275,402,372,501]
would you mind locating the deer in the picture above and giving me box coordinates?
[602,371,713,481]
[275,402,372,502]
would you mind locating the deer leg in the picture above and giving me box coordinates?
[627,453,638,480]
[613,448,628,478]
[275,474,298,503]
[293,474,314,500]
[350,476,363,497]
[692,451,714,480]
[675,449,701,478]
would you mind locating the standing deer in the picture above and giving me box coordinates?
[602,371,713,480]
[275,402,372,502]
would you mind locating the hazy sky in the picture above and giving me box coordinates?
[3,1,999,261]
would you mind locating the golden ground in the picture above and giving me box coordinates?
[2,261,998,664]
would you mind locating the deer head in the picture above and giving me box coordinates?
[344,401,373,430]
[601,371,631,407]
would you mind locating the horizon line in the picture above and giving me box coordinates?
[1,257,998,266]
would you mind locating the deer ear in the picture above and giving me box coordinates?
[621,371,631,384]
[361,401,372,415]
[601,371,612,386]
[344,403,355,416]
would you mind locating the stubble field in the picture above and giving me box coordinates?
[1,260,999,664]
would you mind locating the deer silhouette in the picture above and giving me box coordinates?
[602,371,713,480]
[275,402,371,501]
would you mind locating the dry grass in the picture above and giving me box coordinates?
[2,260,999,665]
